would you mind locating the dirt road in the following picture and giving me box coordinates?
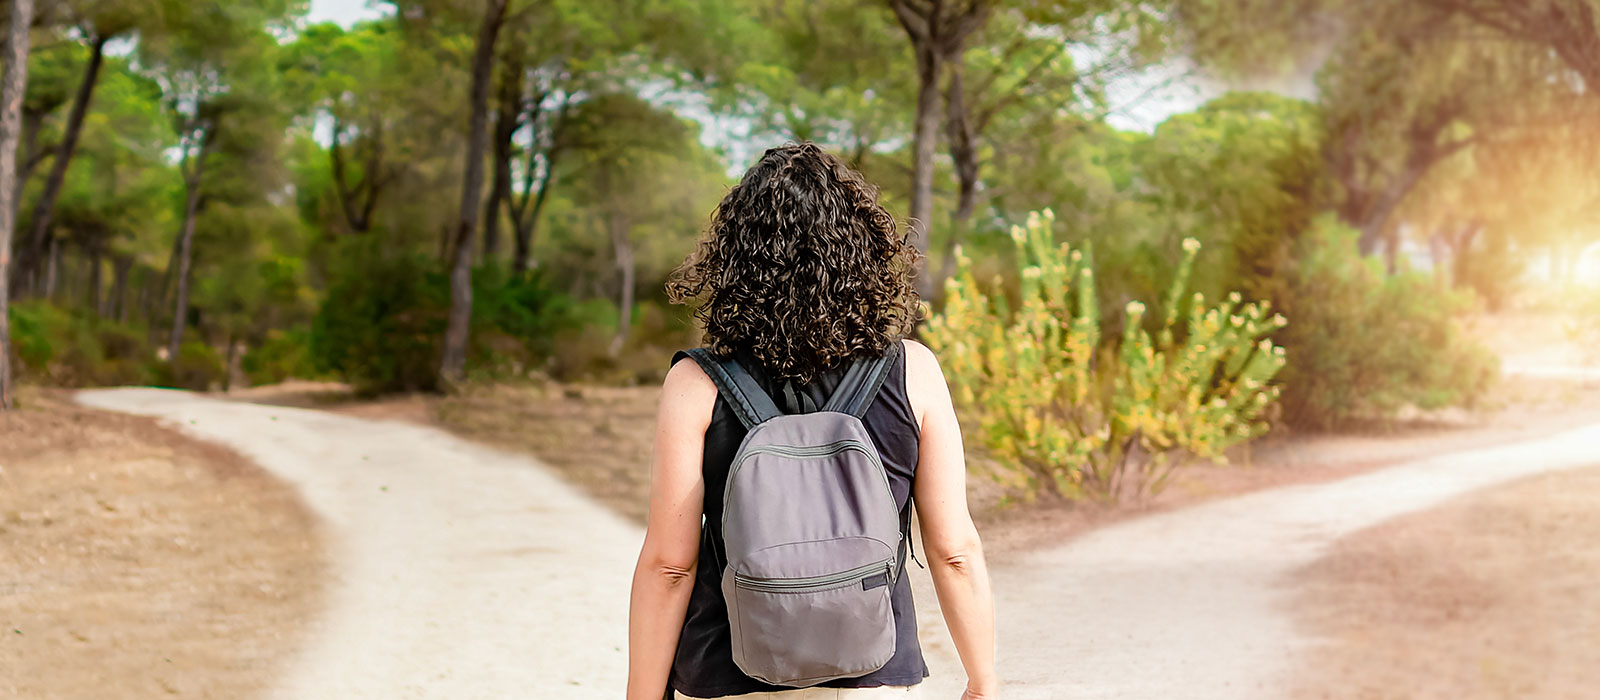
[77,388,646,699]
[77,388,1600,699]
[990,420,1600,700]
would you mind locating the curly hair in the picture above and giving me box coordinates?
[666,142,923,384]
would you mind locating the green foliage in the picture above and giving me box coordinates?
[7,301,155,387]
[1135,93,1323,302]
[925,210,1287,502]
[1276,216,1498,429]
[152,342,228,392]
[311,248,450,395]
[241,328,320,386]
[310,240,588,394]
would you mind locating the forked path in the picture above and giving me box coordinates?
[77,388,645,699]
[78,388,1600,699]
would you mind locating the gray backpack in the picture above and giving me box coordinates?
[683,343,908,687]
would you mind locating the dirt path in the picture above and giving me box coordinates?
[76,387,1600,699]
[76,388,645,699]
[990,420,1600,700]
[1287,465,1600,699]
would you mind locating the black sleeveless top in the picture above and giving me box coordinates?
[668,341,928,698]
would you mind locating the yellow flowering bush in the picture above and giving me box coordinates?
[924,210,1287,501]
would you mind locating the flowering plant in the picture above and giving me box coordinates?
[925,210,1286,501]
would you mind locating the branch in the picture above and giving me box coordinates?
[944,0,992,51]
[889,0,931,44]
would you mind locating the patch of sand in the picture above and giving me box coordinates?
[0,389,325,699]
[1287,466,1600,700]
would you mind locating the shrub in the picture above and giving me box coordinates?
[7,301,155,387]
[242,328,320,386]
[310,241,583,394]
[925,209,1286,502]
[311,250,449,394]
[1276,216,1497,429]
[151,341,226,391]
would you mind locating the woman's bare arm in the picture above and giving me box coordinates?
[905,339,998,699]
[626,360,716,700]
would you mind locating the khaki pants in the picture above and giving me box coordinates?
[677,686,921,699]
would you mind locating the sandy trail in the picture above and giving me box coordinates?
[992,421,1600,700]
[77,388,1600,699]
[77,388,644,699]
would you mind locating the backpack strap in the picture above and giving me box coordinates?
[821,340,902,417]
[674,348,783,430]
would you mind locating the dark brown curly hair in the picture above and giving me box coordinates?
[666,142,922,383]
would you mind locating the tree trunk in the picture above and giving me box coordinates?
[87,244,103,315]
[440,0,510,385]
[510,159,555,275]
[328,118,371,233]
[43,234,58,299]
[169,172,205,361]
[607,209,634,358]
[907,42,942,298]
[13,106,39,220]
[222,333,237,393]
[1381,223,1400,274]
[0,0,34,409]
[17,34,107,297]
[510,92,565,276]
[890,0,991,299]
[112,255,131,322]
[1353,156,1432,257]
[935,61,980,299]
[511,136,558,275]
[483,59,520,262]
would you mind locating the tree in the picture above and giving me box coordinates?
[1417,0,1600,93]
[13,3,113,295]
[1174,0,1570,256]
[483,2,587,274]
[49,56,176,319]
[558,93,695,356]
[932,2,1170,291]
[887,0,991,297]
[0,0,35,409]
[10,0,178,296]
[1134,92,1323,302]
[145,3,296,360]
[439,0,510,384]
[737,0,911,168]
[280,21,413,235]
[485,0,758,274]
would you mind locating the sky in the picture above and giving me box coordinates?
[306,0,389,26]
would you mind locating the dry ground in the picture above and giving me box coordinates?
[277,364,1600,564]
[1287,465,1600,700]
[0,389,326,699]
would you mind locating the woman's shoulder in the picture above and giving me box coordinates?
[661,352,719,427]
[898,338,940,380]
[897,338,948,429]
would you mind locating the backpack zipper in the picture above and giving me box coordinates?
[721,440,893,524]
[732,559,895,594]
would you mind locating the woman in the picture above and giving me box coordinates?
[627,142,997,700]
